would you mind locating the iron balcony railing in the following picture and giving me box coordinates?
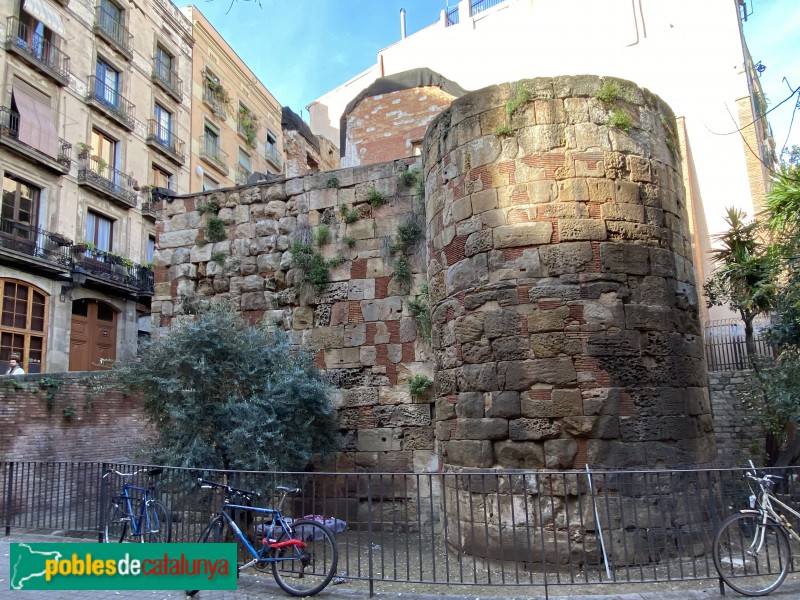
[199,134,229,175]
[0,217,72,266]
[93,5,132,57]
[5,16,70,84]
[202,85,228,118]
[445,6,459,25]
[235,165,252,185]
[146,119,185,163]
[86,76,135,130]
[74,248,153,294]
[266,145,282,169]
[0,107,71,168]
[3,461,800,594]
[152,58,182,100]
[76,151,138,208]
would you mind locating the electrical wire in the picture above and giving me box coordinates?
[710,85,800,136]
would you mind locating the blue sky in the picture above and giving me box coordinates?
[179,0,800,160]
[742,0,800,160]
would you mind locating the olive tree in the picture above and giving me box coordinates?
[114,305,339,471]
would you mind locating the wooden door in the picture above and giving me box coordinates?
[69,299,117,371]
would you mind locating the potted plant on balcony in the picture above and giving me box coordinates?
[238,107,259,148]
[51,232,72,246]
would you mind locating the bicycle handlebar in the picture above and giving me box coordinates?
[103,468,163,479]
[745,471,784,487]
[196,478,261,501]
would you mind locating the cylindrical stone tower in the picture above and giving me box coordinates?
[424,75,715,472]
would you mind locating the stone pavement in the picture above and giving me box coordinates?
[3,533,800,599]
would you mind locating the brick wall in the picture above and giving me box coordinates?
[343,86,456,167]
[708,369,765,467]
[0,372,153,462]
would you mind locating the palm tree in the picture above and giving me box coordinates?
[704,207,775,361]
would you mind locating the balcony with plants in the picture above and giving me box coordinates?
[72,243,153,296]
[152,59,182,102]
[0,217,72,277]
[199,134,229,176]
[76,148,138,208]
[237,106,259,149]
[0,107,71,174]
[93,5,132,59]
[202,73,230,119]
[5,16,70,86]
[146,119,185,164]
[86,75,135,131]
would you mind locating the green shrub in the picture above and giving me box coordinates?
[596,81,623,104]
[366,189,387,206]
[205,216,226,242]
[314,224,330,245]
[210,251,226,264]
[494,124,514,137]
[393,256,412,293]
[408,374,433,399]
[340,205,358,224]
[505,82,531,119]
[63,405,77,419]
[290,242,329,291]
[607,109,633,132]
[395,219,424,253]
[408,283,431,346]
[326,175,340,188]
[399,169,420,187]
[112,305,338,471]
[327,255,347,268]
[342,235,356,248]
[198,200,220,214]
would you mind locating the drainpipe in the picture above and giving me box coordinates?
[400,8,406,39]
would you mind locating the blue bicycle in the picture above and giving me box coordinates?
[186,478,338,597]
[102,468,172,543]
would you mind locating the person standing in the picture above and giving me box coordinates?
[5,355,24,375]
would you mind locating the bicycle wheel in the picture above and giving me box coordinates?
[103,503,128,543]
[186,517,226,597]
[713,512,791,596]
[271,519,338,597]
[143,500,172,543]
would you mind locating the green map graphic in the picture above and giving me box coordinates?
[10,544,63,590]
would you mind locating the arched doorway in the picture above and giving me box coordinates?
[69,299,117,371]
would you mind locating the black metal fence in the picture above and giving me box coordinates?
[704,319,775,372]
[3,461,800,592]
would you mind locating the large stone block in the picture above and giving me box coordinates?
[493,223,553,249]
[446,440,493,468]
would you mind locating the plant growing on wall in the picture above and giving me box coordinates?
[340,205,359,224]
[607,109,633,132]
[342,235,356,248]
[408,282,431,347]
[366,188,387,206]
[408,374,433,399]
[210,251,226,264]
[393,256,412,294]
[290,241,330,292]
[326,175,340,188]
[198,200,220,215]
[596,80,625,104]
[313,224,330,246]
[205,215,227,242]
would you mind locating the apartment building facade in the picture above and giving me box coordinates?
[0,0,192,372]
[308,0,775,324]
[179,6,284,192]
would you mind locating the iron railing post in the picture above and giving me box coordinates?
[4,462,14,535]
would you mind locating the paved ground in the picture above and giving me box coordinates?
[3,532,800,599]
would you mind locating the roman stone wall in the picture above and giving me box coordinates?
[152,157,436,475]
[709,369,765,467]
[421,74,717,565]
[423,75,715,472]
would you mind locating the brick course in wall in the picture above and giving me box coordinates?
[0,373,153,462]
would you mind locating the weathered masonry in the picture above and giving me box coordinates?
[153,75,715,477]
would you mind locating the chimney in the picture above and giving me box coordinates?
[400,8,407,39]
